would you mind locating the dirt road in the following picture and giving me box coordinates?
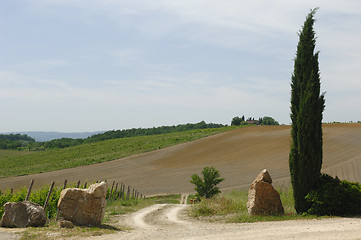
[86,194,361,240]
[0,227,20,240]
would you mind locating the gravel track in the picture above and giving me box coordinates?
[86,194,361,240]
[0,229,19,240]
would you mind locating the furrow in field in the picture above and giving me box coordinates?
[1,124,361,194]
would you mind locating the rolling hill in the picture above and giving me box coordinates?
[1,123,361,196]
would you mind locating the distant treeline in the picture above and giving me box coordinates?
[0,121,225,150]
[231,116,279,126]
[0,134,36,150]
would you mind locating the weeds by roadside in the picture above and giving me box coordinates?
[188,188,326,223]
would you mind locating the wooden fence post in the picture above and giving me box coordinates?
[43,181,55,210]
[118,183,122,198]
[118,188,122,198]
[122,184,125,199]
[56,180,68,220]
[109,181,115,199]
[63,180,67,189]
[126,186,130,200]
[121,183,125,198]
[25,179,34,201]
[113,183,118,200]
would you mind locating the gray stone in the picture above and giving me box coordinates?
[0,201,47,228]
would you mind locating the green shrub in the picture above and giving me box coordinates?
[305,174,361,216]
[190,167,224,199]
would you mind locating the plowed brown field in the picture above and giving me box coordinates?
[1,123,361,195]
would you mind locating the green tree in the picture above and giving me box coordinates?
[289,8,325,213]
[190,167,224,199]
[231,117,242,126]
[261,116,279,125]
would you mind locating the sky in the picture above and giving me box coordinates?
[1,0,361,132]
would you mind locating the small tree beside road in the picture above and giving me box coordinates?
[190,167,224,199]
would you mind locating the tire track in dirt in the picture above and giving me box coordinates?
[89,202,361,240]
[127,194,189,229]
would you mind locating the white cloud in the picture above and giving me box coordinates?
[2,0,361,131]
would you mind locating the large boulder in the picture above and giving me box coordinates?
[247,169,284,216]
[57,182,107,226]
[0,201,47,228]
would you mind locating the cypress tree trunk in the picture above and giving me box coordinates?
[289,8,325,214]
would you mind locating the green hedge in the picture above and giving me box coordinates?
[305,174,361,216]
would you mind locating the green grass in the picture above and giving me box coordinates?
[0,126,238,178]
[0,149,33,160]
[189,188,326,223]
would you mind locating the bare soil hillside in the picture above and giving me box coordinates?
[1,124,361,195]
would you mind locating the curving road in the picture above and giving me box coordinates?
[86,194,361,240]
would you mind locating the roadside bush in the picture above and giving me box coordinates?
[305,174,361,216]
[190,166,224,199]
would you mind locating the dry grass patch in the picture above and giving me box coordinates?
[18,220,120,240]
[189,188,326,223]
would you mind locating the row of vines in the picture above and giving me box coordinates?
[0,180,143,219]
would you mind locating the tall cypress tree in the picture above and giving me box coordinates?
[289,8,325,214]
